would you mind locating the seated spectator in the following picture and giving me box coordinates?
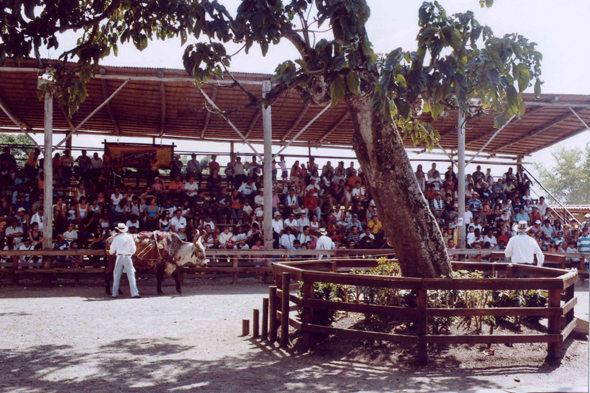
[6,219,24,249]
[303,189,321,221]
[217,226,233,248]
[280,227,296,249]
[358,228,375,249]
[170,209,187,232]
[63,223,78,245]
[144,198,160,231]
[30,206,44,231]
[168,174,185,203]
[28,222,42,248]
[159,211,171,231]
[272,211,284,235]
[207,168,223,196]
[126,214,140,234]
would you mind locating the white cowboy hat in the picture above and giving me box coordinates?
[585,213,590,218]
[116,223,128,233]
[512,220,530,233]
[319,228,328,235]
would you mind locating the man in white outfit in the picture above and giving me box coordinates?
[315,228,335,260]
[109,223,140,298]
[505,221,544,267]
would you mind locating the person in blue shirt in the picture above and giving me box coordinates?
[467,193,482,213]
[577,227,590,269]
[514,207,530,224]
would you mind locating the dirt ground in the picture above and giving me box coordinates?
[0,276,588,393]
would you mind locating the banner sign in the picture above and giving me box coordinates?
[105,143,174,169]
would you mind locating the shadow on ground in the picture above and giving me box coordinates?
[0,334,576,393]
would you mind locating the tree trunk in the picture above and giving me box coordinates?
[345,93,453,278]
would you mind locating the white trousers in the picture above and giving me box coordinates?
[112,255,139,297]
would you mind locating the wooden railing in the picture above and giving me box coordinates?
[0,248,585,286]
[266,259,578,363]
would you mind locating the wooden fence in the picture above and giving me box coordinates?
[0,248,586,286]
[263,259,578,363]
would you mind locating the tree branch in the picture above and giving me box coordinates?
[66,0,122,30]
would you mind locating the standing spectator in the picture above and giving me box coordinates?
[186,153,202,185]
[234,156,246,186]
[215,187,231,223]
[577,227,590,270]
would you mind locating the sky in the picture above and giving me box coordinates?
[29,0,590,199]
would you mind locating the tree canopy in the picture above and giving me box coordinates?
[535,143,590,205]
[1,0,544,277]
[2,0,542,132]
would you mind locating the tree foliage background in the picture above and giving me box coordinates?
[534,143,590,205]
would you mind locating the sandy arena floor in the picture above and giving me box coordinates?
[0,277,588,393]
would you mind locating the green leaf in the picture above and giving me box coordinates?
[494,113,506,128]
[330,77,346,108]
[346,71,361,95]
[534,78,543,98]
[506,85,519,115]
[394,73,407,88]
[431,103,445,120]
[516,63,530,92]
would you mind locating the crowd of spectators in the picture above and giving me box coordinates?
[0,145,587,266]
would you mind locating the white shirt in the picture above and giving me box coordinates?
[351,187,365,197]
[280,233,296,249]
[284,218,299,230]
[170,216,187,232]
[217,232,233,246]
[30,212,44,231]
[126,220,140,230]
[505,233,545,266]
[108,232,137,255]
[185,181,199,196]
[6,225,23,244]
[111,193,124,206]
[272,219,284,235]
[316,235,335,259]
[254,194,264,206]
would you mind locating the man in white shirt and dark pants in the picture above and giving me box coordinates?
[109,223,140,298]
[505,221,544,276]
[316,228,335,259]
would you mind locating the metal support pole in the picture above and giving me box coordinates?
[262,81,273,251]
[457,108,466,249]
[42,92,53,255]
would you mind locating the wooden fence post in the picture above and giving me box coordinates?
[269,286,278,343]
[280,272,290,347]
[548,289,561,359]
[262,298,269,341]
[242,319,250,336]
[253,309,260,338]
[565,284,575,325]
[74,255,80,286]
[300,275,314,349]
[417,287,428,364]
[12,255,18,284]
[232,257,238,284]
[506,264,513,278]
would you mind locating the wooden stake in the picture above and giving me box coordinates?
[253,309,260,338]
[269,286,277,343]
[262,298,269,341]
[242,319,250,336]
[280,272,290,347]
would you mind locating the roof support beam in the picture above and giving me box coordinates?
[200,86,217,139]
[569,106,590,130]
[465,105,544,147]
[281,104,309,141]
[55,79,129,149]
[319,112,349,142]
[465,115,515,166]
[244,109,261,138]
[101,80,121,135]
[0,95,42,150]
[494,108,586,153]
[159,82,166,137]
[198,87,263,160]
[273,104,330,159]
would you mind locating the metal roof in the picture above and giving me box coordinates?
[0,60,588,156]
